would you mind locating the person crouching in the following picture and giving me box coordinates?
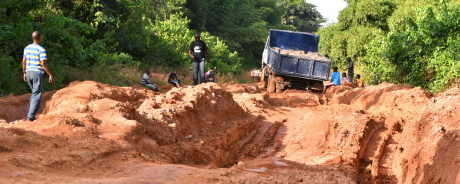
[168,69,182,90]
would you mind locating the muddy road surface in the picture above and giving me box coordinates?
[0,81,459,183]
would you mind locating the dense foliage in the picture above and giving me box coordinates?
[0,0,323,96]
[183,0,324,68]
[364,2,460,93]
[318,0,460,93]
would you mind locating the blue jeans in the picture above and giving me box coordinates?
[26,72,43,119]
[193,60,205,85]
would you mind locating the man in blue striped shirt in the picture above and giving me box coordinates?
[22,31,54,121]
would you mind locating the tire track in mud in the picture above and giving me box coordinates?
[357,118,403,184]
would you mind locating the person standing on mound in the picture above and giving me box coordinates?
[345,57,354,82]
[23,31,54,122]
[188,32,210,86]
[323,66,341,94]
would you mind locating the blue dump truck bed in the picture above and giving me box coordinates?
[261,29,331,92]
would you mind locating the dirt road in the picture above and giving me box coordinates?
[0,81,459,183]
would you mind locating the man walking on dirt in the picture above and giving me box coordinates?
[188,32,210,85]
[345,57,354,82]
[22,31,54,121]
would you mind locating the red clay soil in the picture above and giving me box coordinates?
[0,80,459,183]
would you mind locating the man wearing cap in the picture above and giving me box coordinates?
[188,32,210,85]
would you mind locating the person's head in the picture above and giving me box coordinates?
[146,69,150,75]
[342,73,346,77]
[356,74,361,79]
[194,32,201,42]
[333,66,338,72]
[32,31,42,43]
[174,69,178,74]
[346,57,352,62]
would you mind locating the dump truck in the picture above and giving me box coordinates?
[261,29,332,93]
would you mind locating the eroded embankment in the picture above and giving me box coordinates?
[280,83,460,184]
[0,81,286,172]
[0,81,459,183]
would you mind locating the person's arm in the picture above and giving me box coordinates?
[138,75,144,85]
[41,60,54,84]
[188,50,194,59]
[346,62,353,70]
[22,57,27,82]
[168,73,173,82]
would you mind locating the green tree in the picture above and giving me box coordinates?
[363,2,460,92]
[182,0,319,68]
[279,0,325,33]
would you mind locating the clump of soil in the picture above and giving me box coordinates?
[272,47,327,60]
[224,83,261,94]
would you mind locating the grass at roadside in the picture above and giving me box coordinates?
[64,64,255,88]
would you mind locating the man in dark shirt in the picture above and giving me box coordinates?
[188,32,210,85]
[345,57,354,82]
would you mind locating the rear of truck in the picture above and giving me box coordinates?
[261,29,331,93]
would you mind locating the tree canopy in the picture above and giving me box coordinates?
[318,0,460,93]
[0,0,324,96]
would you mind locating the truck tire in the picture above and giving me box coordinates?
[268,75,276,93]
[261,68,268,88]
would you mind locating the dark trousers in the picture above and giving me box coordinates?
[26,72,43,119]
[348,73,354,83]
[192,60,205,85]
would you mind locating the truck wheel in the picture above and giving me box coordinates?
[261,68,268,88]
[268,75,276,93]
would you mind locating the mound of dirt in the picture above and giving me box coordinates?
[279,85,460,183]
[393,87,460,183]
[224,83,261,94]
[267,89,321,108]
[325,83,426,111]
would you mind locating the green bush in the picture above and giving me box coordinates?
[363,2,460,93]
